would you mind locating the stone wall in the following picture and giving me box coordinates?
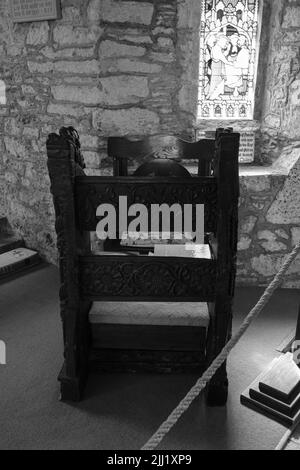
[237,147,300,289]
[0,0,299,287]
[235,0,300,288]
[259,0,300,165]
[196,0,300,166]
[0,0,196,262]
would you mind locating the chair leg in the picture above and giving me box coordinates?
[205,300,232,406]
[58,362,88,402]
[58,302,91,402]
[59,376,83,402]
[205,362,228,406]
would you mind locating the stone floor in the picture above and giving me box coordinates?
[285,437,300,450]
[284,422,300,450]
[0,264,299,450]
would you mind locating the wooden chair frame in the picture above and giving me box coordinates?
[46,127,240,404]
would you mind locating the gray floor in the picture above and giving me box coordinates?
[0,265,299,450]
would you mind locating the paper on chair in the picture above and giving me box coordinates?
[153,244,211,259]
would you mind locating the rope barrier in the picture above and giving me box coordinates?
[275,423,298,451]
[141,240,300,451]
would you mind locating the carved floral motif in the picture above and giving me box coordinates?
[79,257,216,300]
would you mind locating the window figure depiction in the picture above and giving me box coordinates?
[209,34,231,100]
[224,35,250,97]
[198,0,261,120]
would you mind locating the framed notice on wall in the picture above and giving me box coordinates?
[195,129,255,164]
[11,0,61,23]
[238,132,256,164]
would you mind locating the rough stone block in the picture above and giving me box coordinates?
[250,197,268,212]
[51,85,103,105]
[177,0,201,29]
[53,25,103,47]
[238,236,251,251]
[179,83,196,114]
[291,227,300,247]
[289,80,300,107]
[149,52,175,63]
[100,58,162,74]
[47,102,87,118]
[80,135,100,148]
[23,127,39,139]
[29,60,100,75]
[21,85,36,94]
[114,32,153,44]
[62,6,82,23]
[4,118,22,137]
[266,156,300,224]
[92,108,160,135]
[41,46,95,59]
[282,6,300,28]
[251,253,300,277]
[251,254,279,277]
[98,40,145,58]
[87,0,101,23]
[157,37,174,49]
[54,60,100,75]
[26,22,49,46]
[242,175,271,193]
[239,215,257,234]
[282,106,300,139]
[275,229,289,240]
[263,113,281,129]
[100,0,154,25]
[4,138,27,159]
[99,76,149,105]
[257,230,287,252]
[27,62,53,74]
[83,151,101,169]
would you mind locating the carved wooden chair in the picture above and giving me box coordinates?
[107,134,216,177]
[46,127,240,405]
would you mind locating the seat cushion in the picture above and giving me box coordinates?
[89,301,209,328]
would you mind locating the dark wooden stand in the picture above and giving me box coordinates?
[296,302,300,344]
[241,301,300,426]
[47,127,240,404]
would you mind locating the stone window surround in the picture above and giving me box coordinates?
[179,0,300,289]
[182,0,277,169]
[236,146,300,289]
[197,0,262,122]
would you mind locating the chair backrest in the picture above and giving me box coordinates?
[46,126,241,402]
[107,135,216,177]
[46,126,240,392]
[47,127,240,300]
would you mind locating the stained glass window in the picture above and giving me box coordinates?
[198,0,260,120]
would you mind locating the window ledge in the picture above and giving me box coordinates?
[194,120,260,164]
[194,119,260,132]
[240,146,300,177]
[239,166,282,177]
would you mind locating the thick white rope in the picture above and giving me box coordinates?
[275,424,297,451]
[142,241,300,451]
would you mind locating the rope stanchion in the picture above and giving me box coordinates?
[141,241,300,451]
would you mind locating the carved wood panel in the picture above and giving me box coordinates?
[79,256,216,301]
[75,177,218,233]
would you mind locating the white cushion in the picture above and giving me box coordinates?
[89,301,209,327]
